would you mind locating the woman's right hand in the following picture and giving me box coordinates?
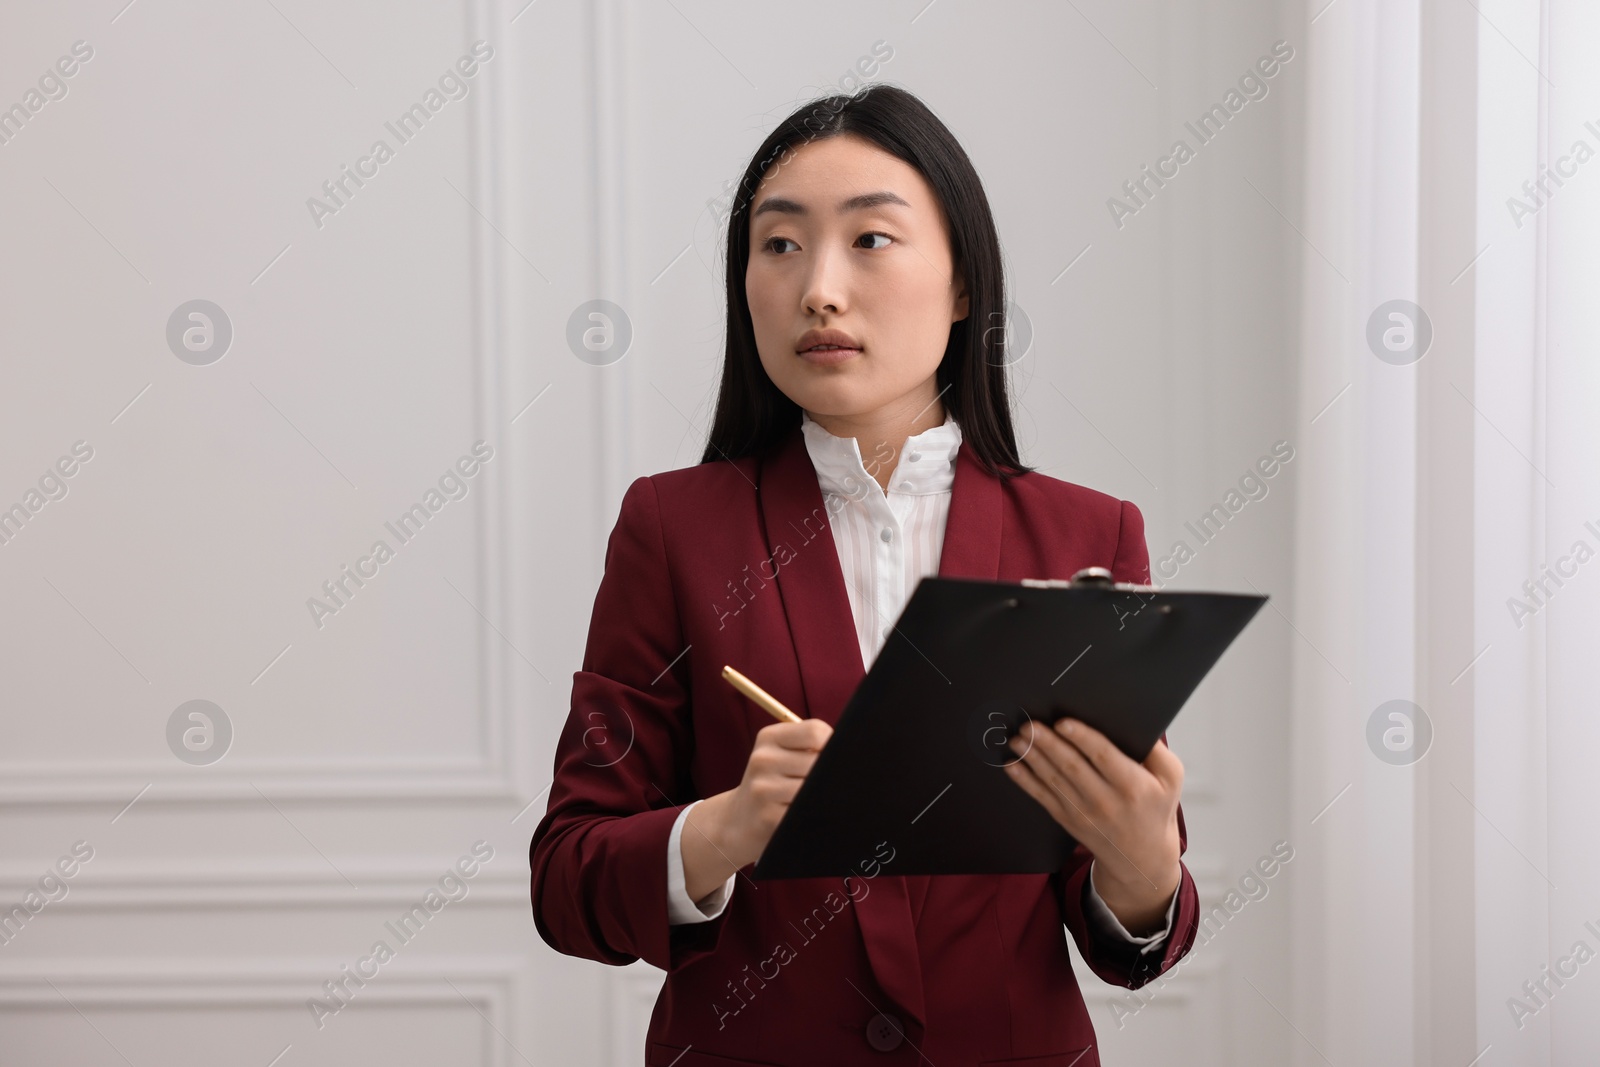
[681,718,832,902]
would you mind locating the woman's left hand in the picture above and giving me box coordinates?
[1004,718,1183,936]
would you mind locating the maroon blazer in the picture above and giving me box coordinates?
[529,420,1200,1066]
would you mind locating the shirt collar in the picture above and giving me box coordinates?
[800,409,962,498]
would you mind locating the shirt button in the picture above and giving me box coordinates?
[897,482,912,491]
[865,1012,904,1051]
[908,451,922,462]
[879,527,893,543]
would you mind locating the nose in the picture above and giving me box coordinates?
[801,242,849,316]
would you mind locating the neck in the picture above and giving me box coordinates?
[806,393,947,492]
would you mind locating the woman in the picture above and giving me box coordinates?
[530,84,1199,1065]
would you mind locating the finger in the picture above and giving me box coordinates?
[1005,756,1075,830]
[1019,728,1145,852]
[1007,756,1101,844]
[1053,718,1145,792]
[1021,722,1116,809]
[753,742,824,776]
[1014,726,1105,818]
[1004,756,1061,820]
[764,720,832,752]
[1142,738,1184,794]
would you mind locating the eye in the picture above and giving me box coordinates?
[859,232,893,250]
[763,235,799,254]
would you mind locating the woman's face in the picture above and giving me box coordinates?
[745,133,969,422]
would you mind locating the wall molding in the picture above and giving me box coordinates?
[0,0,524,812]
[0,862,528,910]
[0,956,524,1066]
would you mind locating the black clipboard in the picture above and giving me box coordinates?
[751,569,1267,879]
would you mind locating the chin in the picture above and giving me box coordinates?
[772,373,840,404]
[785,386,874,419]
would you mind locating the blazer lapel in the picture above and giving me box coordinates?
[756,422,1004,1033]
[936,430,1004,583]
[755,423,867,724]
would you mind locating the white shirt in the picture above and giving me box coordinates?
[666,411,1177,952]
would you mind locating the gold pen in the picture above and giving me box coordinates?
[721,665,804,724]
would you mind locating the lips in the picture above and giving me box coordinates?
[796,328,863,364]
[798,345,860,365]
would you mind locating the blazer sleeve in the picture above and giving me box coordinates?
[528,475,729,972]
[1052,498,1202,989]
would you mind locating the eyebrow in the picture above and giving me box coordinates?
[751,190,912,219]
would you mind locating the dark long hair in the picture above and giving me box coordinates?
[698,83,1032,481]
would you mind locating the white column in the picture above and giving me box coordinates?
[1540,2,1600,1053]
[1289,1,1422,1062]
[1470,0,1600,1059]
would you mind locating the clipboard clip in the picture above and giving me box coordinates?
[1020,567,1160,594]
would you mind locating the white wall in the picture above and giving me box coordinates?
[0,0,1311,1063]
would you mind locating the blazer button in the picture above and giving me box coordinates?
[865,1011,904,1051]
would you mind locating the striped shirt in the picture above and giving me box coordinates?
[797,407,963,670]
